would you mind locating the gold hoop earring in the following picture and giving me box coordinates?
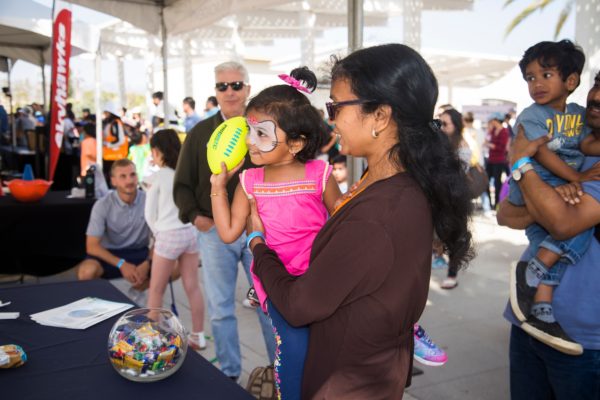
[371,128,379,139]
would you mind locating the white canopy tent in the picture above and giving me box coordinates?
[66,0,297,122]
[0,0,98,147]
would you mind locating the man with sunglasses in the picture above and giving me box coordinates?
[173,61,276,381]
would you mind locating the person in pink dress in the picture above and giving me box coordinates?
[210,67,340,400]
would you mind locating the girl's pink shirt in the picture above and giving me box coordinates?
[240,159,332,312]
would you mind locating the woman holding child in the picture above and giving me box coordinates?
[247,44,474,399]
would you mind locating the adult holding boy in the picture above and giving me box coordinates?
[498,69,600,399]
[506,40,600,353]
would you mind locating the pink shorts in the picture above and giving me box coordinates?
[154,226,198,260]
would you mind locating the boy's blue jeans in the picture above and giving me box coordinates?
[509,159,593,285]
[510,325,600,400]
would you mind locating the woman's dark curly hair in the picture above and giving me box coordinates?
[149,129,181,170]
[246,66,327,162]
[331,43,474,271]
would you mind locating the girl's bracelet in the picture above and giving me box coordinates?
[246,231,265,248]
[210,192,225,197]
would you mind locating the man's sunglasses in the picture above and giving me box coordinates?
[325,99,375,121]
[215,81,246,92]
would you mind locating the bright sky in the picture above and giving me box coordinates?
[3,0,580,109]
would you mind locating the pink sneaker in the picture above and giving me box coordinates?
[413,324,447,366]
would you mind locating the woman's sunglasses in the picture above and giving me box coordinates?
[325,99,375,121]
[215,81,246,92]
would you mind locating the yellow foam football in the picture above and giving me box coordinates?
[207,116,249,174]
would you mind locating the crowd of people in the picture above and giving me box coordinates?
[2,37,599,399]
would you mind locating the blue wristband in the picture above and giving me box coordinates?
[511,156,532,173]
[246,231,265,248]
[116,259,125,269]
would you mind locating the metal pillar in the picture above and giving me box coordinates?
[347,0,364,184]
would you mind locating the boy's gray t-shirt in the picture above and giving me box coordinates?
[86,190,150,250]
[515,102,590,169]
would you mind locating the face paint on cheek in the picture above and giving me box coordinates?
[246,119,279,152]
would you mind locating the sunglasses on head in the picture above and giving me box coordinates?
[215,81,245,92]
[325,99,375,121]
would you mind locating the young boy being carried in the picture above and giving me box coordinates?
[509,40,600,355]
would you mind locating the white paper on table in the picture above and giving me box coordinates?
[0,312,20,319]
[30,297,133,329]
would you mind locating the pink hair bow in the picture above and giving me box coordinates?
[278,74,311,94]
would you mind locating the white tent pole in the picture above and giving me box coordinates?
[117,56,126,110]
[95,46,102,170]
[300,8,316,68]
[183,37,193,97]
[403,0,423,50]
[40,50,47,110]
[8,58,16,148]
[347,0,363,184]
[160,7,169,124]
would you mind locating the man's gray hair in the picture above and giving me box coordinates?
[214,61,249,83]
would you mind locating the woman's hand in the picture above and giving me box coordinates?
[246,195,266,250]
[555,182,584,205]
[210,160,245,188]
[508,126,549,166]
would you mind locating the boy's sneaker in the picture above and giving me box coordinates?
[413,324,447,366]
[521,316,583,355]
[509,262,536,322]
[431,256,448,270]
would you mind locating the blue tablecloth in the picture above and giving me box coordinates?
[0,279,252,400]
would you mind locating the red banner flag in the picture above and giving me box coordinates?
[48,8,72,181]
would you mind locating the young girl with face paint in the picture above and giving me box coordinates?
[210,67,340,400]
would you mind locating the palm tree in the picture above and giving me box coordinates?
[504,0,574,39]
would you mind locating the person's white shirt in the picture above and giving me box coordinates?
[144,167,191,234]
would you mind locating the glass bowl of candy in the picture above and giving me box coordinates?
[108,308,187,382]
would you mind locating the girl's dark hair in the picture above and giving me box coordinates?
[331,43,474,271]
[442,108,464,151]
[246,66,326,162]
[149,129,181,170]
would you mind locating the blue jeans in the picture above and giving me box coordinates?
[509,161,593,283]
[267,300,309,400]
[510,325,600,399]
[197,226,276,377]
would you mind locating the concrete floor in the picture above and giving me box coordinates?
[2,213,527,399]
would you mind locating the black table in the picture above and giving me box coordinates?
[0,280,252,400]
[0,191,94,276]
